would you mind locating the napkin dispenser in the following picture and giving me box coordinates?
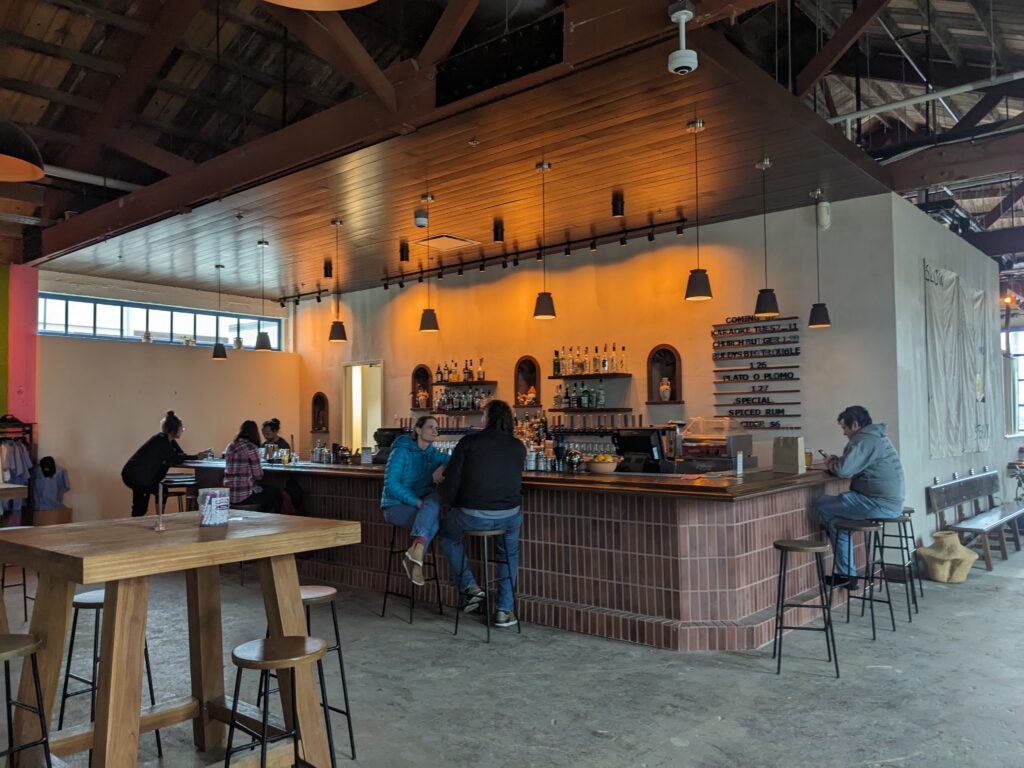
[773,436,806,474]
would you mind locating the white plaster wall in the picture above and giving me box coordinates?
[294,194,899,468]
[38,336,300,520]
[891,194,1024,539]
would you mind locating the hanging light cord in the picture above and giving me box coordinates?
[541,164,547,291]
[815,212,822,302]
[333,219,341,319]
[426,191,432,308]
[761,166,769,288]
[693,129,701,268]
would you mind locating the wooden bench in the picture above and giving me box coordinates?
[926,471,1024,571]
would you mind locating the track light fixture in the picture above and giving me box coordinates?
[502,257,508,269]
[493,218,505,242]
[619,231,627,246]
[418,270,424,284]
[324,260,333,278]
[400,240,409,262]
[647,227,655,242]
[279,299,286,308]
[457,261,464,276]
[479,260,486,272]
[536,248,543,262]
[612,190,625,218]
[676,224,685,236]
[315,291,322,303]
[564,241,571,256]
[512,251,520,267]
[590,239,598,252]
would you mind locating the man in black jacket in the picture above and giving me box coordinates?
[439,399,526,628]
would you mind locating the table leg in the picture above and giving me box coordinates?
[186,565,226,751]
[258,555,330,767]
[11,573,74,767]
[93,576,149,767]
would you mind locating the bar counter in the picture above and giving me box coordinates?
[187,460,844,651]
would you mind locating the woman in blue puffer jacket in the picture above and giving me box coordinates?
[381,415,450,586]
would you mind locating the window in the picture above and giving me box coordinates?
[1004,331,1024,434]
[37,293,282,351]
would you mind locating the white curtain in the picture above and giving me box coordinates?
[925,261,990,458]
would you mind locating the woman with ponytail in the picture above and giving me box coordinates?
[121,411,208,517]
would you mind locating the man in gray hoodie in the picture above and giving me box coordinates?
[815,405,905,588]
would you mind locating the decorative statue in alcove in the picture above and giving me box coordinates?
[312,393,329,432]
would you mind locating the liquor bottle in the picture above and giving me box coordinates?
[569,383,578,409]
[582,346,590,375]
[561,346,568,375]
[593,344,600,374]
[610,343,618,373]
[619,345,628,373]
[601,343,609,373]
[477,358,485,381]
[435,363,442,383]
[443,361,450,382]
[553,384,563,409]
[553,350,560,377]
[580,385,590,409]
[597,382,606,407]
[452,359,460,382]
[574,346,582,375]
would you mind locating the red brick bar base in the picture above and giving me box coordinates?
[196,465,849,651]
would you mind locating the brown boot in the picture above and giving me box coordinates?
[405,541,425,566]
[403,554,425,586]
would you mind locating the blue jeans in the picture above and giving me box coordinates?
[814,491,900,576]
[382,492,442,546]
[439,508,522,612]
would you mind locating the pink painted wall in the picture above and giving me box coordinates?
[7,265,37,423]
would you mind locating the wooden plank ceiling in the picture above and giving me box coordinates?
[41,33,892,299]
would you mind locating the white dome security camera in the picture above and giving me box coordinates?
[668,2,698,76]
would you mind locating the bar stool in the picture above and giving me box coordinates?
[771,539,839,678]
[56,590,162,757]
[232,504,263,585]
[257,585,356,762]
[224,636,330,767]
[1,527,32,623]
[831,520,896,641]
[903,506,925,598]
[453,529,520,644]
[868,513,921,621]
[380,526,444,623]
[0,634,52,765]
[160,474,197,512]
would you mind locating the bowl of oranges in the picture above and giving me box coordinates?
[586,454,620,474]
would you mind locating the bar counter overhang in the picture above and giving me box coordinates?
[188,460,844,651]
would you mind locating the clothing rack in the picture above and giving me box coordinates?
[0,415,35,514]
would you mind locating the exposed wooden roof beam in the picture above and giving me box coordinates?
[795,0,891,98]
[262,6,396,112]
[152,79,278,133]
[36,0,150,35]
[37,0,779,264]
[418,0,479,70]
[980,183,1024,229]
[966,0,1009,71]
[57,0,205,179]
[0,28,122,77]
[106,130,197,175]
[909,0,963,68]
[963,224,1024,257]
[0,184,47,207]
[888,132,1024,192]
[957,90,1003,131]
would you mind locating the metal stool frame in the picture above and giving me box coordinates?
[902,507,925,598]
[0,564,30,622]
[868,516,920,621]
[771,544,839,679]
[453,530,521,644]
[56,600,162,759]
[1,652,52,766]
[380,526,444,623]
[830,523,897,641]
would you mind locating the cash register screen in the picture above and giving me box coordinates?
[613,430,662,461]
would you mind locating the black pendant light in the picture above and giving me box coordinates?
[754,156,780,318]
[808,189,832,328]
[684,118,712,302]
[0,122,44,182]
[533,160,556,319]
[328,217,348,342]
[255,231,273,350]
[419,191,439,332]
[212,264,228,360]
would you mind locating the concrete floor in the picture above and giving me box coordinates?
[2,554,1022,768]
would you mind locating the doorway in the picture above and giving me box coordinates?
[344,362,383,453]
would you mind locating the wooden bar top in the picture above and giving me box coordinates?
[184,460,832,501]
[0,510,361,584]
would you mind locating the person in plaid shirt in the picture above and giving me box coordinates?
[225,420,282,512]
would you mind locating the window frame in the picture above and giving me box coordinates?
[37,293,282,351]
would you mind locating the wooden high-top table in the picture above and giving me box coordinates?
[0,510,360,767]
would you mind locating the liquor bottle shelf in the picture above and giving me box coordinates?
[549,408,632,413]
[548,373,631,380]
[432,380,498,388]
[431,410,483,416]
[645,400,685,405]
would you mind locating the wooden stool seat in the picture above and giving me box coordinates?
[300,585,336,606]
[465,529,507,538]
[161,475,196,487]
[0,634,42,662]
[232,636,327,671]
[774,539,829,553]
[72,589,105,609]
[834,519,882,532]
